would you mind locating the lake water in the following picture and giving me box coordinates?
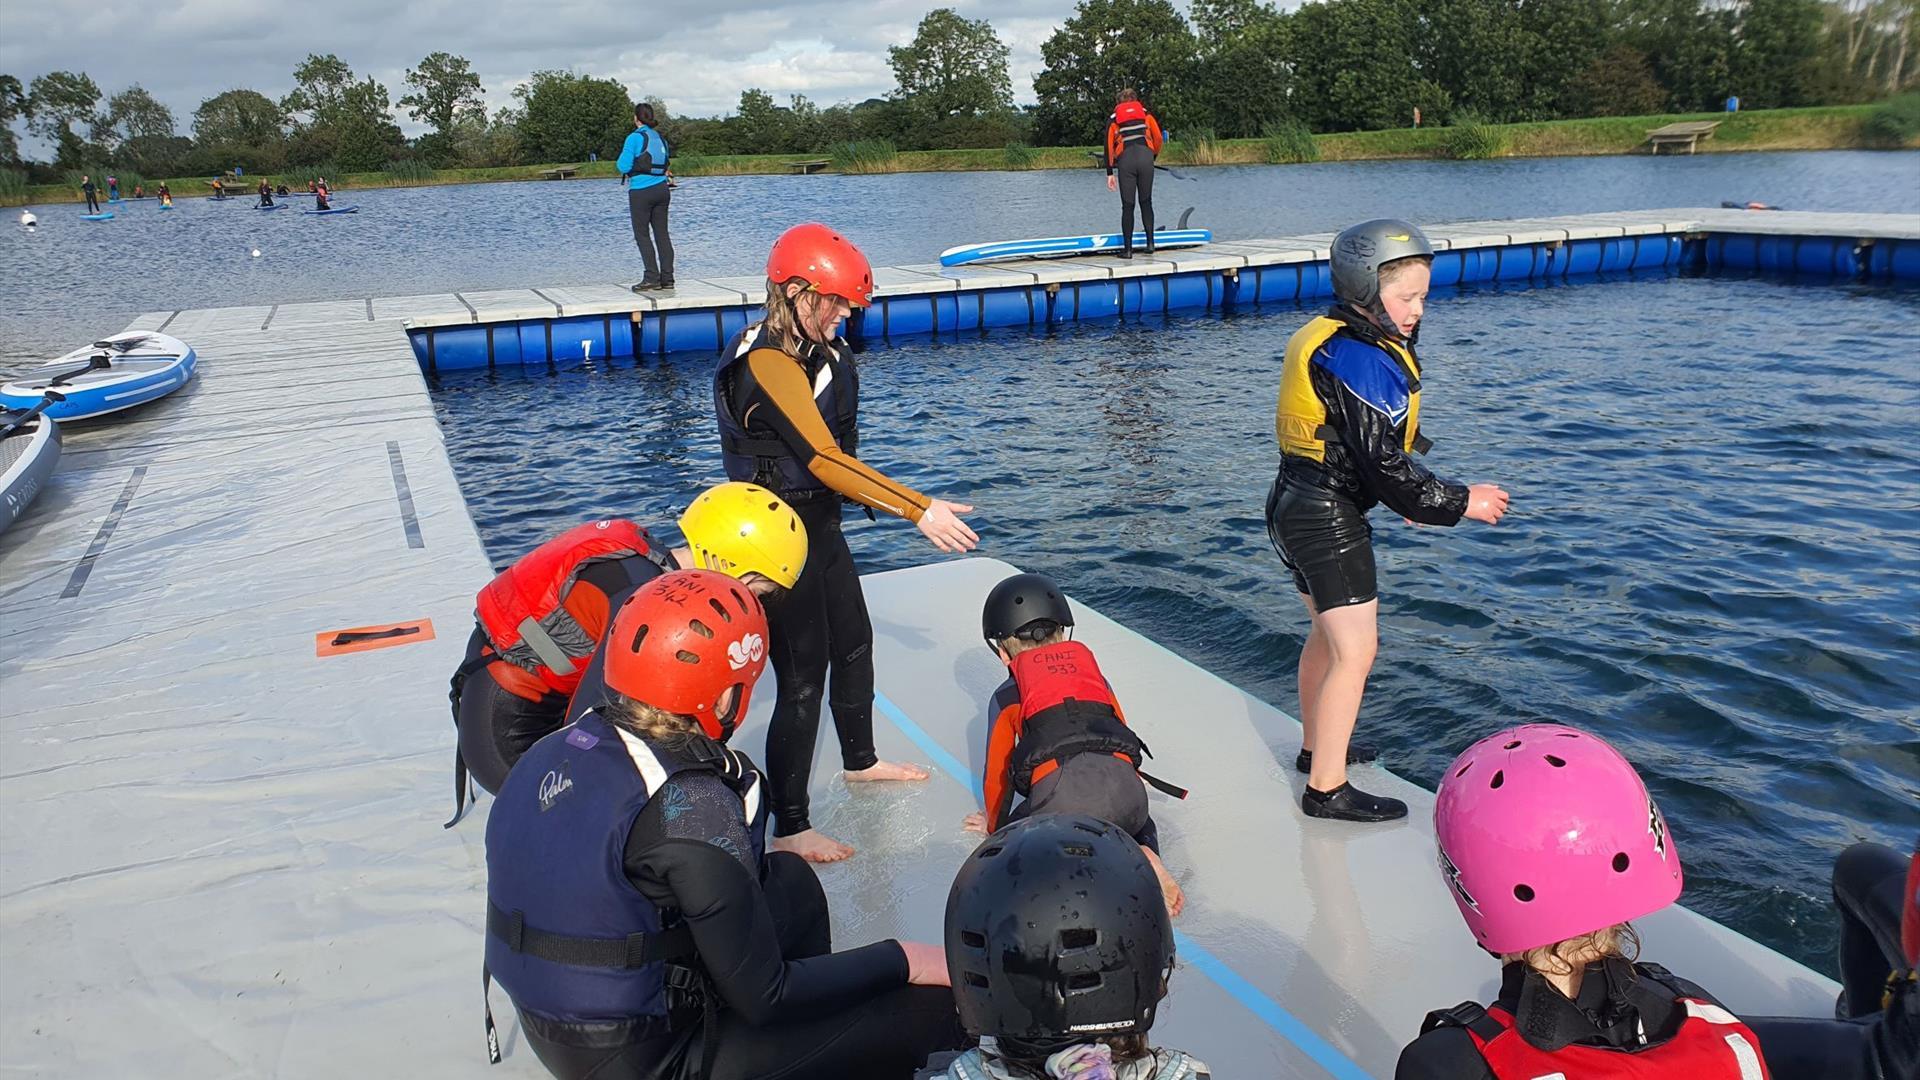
[2,148,1916,366]
[6,150,1918,977]
[431,268,1920,978]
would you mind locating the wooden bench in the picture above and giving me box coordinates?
[538,166,580,180]
[786,159,831,174]
[1646,121,1721,155]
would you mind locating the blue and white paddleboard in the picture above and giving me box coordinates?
[0,408,60,534]
[256,203,287,211]
[940,228,1212,267]
[0,332,197,421]
[81,212,114,222]
[303,205,358,215]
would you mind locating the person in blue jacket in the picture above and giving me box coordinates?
[620,102,675,292]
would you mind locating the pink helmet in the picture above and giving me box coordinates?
[1433,724,1682,955]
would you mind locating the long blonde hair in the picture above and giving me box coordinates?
[1508,922,1641,977]
[759,277,809,352]
[597,692,704,748]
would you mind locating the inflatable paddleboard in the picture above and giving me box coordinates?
[81,212,114,222]
[157,203,174,210]
[940,228,1211,266]
[255,203,287,211]
[0,409,60,534]
[0,332,197,421]
[303,206,358,215]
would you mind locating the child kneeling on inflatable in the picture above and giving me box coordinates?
[920,815,1210,1080]
[1396,724,1773,1079]
[965,572,1185,916]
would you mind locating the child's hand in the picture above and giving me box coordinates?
[961,811,987,834]
[1465,484,1510,525]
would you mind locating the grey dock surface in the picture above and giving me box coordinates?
[1,207,1874,1077]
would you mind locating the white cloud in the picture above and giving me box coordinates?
[4,0,1080,151]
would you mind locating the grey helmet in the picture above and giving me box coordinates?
[1330,218,1434,312]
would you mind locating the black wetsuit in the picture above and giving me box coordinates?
[1267,311,1467,609]
[716,328,934,838]
[1396,959,1731,1079]
[1116,145,1156,244]
[519,770,970,1079]
[82,181,99,213]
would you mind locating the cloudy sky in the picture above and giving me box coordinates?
[5,0,1095,146]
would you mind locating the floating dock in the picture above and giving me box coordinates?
[2,208,1895,1077]
[123,207,1920,373]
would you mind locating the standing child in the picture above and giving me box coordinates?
[81,175,99,213]
[1103,89,1163,260]
[1396,724,1773,1079]
[922,815,1210,1080]
[1267,218,1510,822]
[965,572,1185,916]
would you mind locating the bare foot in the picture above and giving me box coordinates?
[961,811,987,834]
[1144,847,1186,919]
[771,829,855,864]
[845,759,931,783]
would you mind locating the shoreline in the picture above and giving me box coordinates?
[7,105,1910,207]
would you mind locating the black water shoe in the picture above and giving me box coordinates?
[1117,249,1133,260]
[1302,782,1406,822]
[1294,742,1381,775]
[631,281,657,293]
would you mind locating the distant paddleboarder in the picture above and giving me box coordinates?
[80,174,100,214]
[1104,90,1164,260]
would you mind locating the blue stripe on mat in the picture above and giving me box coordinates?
[871,689,1373,1080]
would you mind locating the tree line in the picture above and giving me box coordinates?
[2,0,1914,182]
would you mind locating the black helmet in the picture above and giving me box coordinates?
[1330,218,1434,312]
[982,572,1074,643]
[945,815,1174,1049]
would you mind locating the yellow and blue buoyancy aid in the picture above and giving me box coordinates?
[1275,315,1431,463]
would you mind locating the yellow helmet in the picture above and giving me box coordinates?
[678,482,808,590]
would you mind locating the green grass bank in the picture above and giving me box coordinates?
[7,104,1909,208]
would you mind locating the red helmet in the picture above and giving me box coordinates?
[766,223,874,308]
[603,569,770,741]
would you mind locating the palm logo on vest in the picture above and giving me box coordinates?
[537,763,574,812]
[728,632,766,670]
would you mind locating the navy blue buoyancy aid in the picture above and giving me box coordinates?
[484,710,767,1032]
[712,324,860,500]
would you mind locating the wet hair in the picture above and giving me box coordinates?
[634,101,656,126]
[1507,922,1642,977]
[995,621,1069,658]
[1377,254,1433,289]
[1116,88,1139,104]
[758,278,810,352]
[597,691,702,746]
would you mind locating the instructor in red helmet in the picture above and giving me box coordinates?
[713,223,979,863]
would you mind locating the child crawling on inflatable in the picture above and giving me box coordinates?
[964,572,1186,916]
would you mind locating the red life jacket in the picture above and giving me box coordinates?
[474,520,662,697]
[1007,642,1147,794]
[1113,100,1147,126]
[1462,995,1771,1079]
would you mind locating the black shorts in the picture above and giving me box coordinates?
[1266,473,1377,610]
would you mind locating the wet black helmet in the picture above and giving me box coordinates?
[982,572,1074,644]
[945,815,1175,1048]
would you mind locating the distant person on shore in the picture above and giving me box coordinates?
[1267,219,1508,823]
[1104,89,1163,259]
[80,174,99,213]
[257,179,274,208]
[620,102,675,292]
[1397,724,1774,1079]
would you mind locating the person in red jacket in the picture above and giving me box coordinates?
[1104,89,1164,260]
[962,572,1184,917]
[444,483,808,825]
